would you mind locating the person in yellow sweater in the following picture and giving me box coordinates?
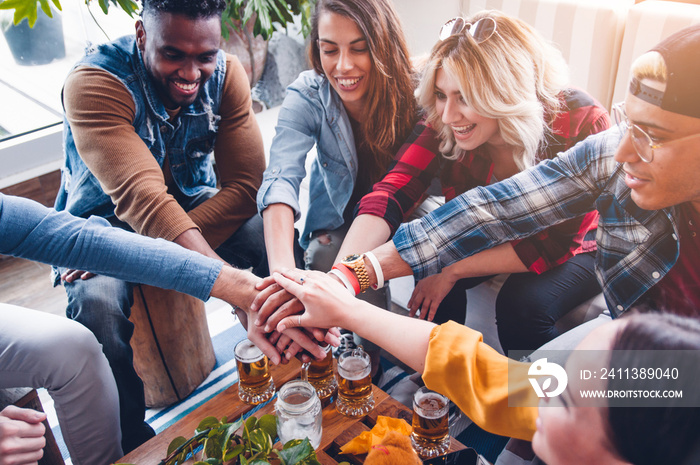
[265,268,700,465]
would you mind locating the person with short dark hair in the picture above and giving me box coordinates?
[53,0,314,451]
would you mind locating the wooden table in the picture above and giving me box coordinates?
[116,360,467,464]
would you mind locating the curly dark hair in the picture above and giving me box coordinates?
[141,0,226,20]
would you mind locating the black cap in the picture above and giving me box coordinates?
[630,24,700,119]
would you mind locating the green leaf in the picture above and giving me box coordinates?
[197,416,221,433]
[223,443,245,461]
[222,419,243,454]
[244,415,258,435]
[204,435,223,459]
[113,0,138,16]
[248,429,273,456]
[194,460,221,465]
[258,414,277,439]
[0,0,45,27]
[277,438,315,465]
[166,436,188,456]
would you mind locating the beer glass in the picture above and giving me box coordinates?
[335,346,375,417]
[410,387,450,458]
[275,380,323,449]
[234,338,275,404]
[301,344,338,407]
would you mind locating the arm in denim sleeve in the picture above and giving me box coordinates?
[256,83,322,221]
[355,120,442,233]
[393,128,622,280]
[0,194,222,301]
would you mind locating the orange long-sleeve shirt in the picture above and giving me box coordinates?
[423,322,538,441]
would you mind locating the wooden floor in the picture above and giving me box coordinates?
[0,256,67,317]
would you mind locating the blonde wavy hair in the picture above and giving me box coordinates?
[418,10,568,169]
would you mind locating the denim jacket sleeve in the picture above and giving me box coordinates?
[394,127,623,280]
[0,194,222,300]
[256,79,323,222]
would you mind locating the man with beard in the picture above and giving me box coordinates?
[53,0,321,451]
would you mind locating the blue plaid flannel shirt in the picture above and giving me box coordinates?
[393,127,681,318]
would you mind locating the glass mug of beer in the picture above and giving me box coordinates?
[275,380,323,449]
[410,387,450,458]
[335,346,375,417]
[301,344,338,407]
[234,338,276,405]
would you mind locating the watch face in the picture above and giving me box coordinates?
[343,254,361,263]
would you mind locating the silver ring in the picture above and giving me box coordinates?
[299,277,305,285]
[298,315,302,326]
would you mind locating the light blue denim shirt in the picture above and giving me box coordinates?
[257,70,358,249]
[55,35,226,220]
[394,127,681,317]
[1,194,222,301]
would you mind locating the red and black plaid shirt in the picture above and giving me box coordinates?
[356,88,610,273]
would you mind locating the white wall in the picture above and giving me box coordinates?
[392,0,461,56]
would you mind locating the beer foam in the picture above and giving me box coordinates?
[415,392,448,418]
[338,356,370,380]
[235,339,264,362]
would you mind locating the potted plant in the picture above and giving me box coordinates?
[0,0,314,81]
[114,414,326,465]
[219,0,315,86]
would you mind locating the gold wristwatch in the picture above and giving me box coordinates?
[340,253,371,293]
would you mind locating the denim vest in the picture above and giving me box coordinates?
[55,36,226,219]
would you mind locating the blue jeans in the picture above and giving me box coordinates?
[433,252,601,354]
[62,191,267,453]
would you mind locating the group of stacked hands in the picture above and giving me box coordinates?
[1,0,700,464]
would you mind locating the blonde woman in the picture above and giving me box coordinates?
[338,10,610,354]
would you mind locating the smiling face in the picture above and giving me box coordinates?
[433,68,502,152]
[531,321,627,465]
[613,80,700,213]
[316,11,372,120]
[136,12,221,109]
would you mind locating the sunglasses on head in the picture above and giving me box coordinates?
[438,16,497,43]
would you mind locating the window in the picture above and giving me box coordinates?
[0,1,136,142]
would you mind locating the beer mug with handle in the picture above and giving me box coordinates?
[411,386,450,458]
[235,338,276,404]
[301,343,338,407]
[336,346,375,417]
